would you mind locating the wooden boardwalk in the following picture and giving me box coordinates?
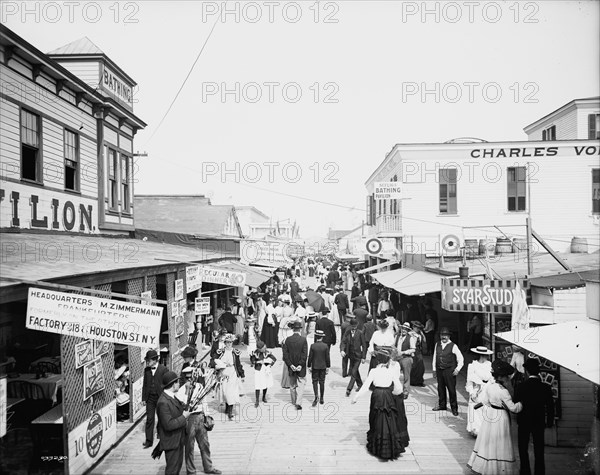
[92,330,478,475]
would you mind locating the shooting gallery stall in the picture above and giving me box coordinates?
[23,287,163,475]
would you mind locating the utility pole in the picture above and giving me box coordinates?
[526,162,533,277]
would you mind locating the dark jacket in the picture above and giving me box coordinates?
[142,363,168,402]
[340,321,351,341]
[250,350,277,371]
[308,340,331,370]
[282,332,308,378]
[362,321,377,345]
[156,392,187,451]
[315,317,337,346]
[341,328,367,360]
[218,311,237,333]
[334,292,349,311]
[514,376,555,428]
[368,285,379,303]
[327,270,340,286]
[212,348,245,378]
[353,307,368,330]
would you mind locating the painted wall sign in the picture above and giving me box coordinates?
[68,400,116,475]
[174,279,184,301]
[374,181,402,200]
[198,265,247,287]
[195,297,210,315]
[442,278,529,313]
[186,266,203,293]
[26,288,162,347]
[130,377,144,421]
[0,185,95,233]
[83,358,105,401]
[99,64,133,109]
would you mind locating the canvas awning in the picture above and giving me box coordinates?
[211,261,273,289]
[495,320,600,385]
[357,261,397,274]
[371,268,441,296]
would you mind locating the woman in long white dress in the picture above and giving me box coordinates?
[232,298,245,340]
[467,359,523,475]
[278,299,295,345]
[212,334,245,420]
[330,289,340,326]
[257,297,267,335]
[465,346,493,437]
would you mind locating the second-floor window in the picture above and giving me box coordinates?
[121,155,131,213]
[589,114,600,139]
[439,168,457,214]
[64,129,79,191]
[507,166,527,211]
[108,148,118,210]
[21,109,41,182]
[593,169,600,215]
[542,125,556,141]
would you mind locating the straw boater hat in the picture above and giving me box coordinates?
[411,320,425,330]
[471,346,494,355]
[400,322,412,332]
[314,329,325,338]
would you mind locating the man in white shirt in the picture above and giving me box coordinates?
[395,322,416,398]
[432,327,464,416]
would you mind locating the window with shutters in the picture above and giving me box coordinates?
[391,174,398,214]
[589,114,600,139]
[64,129,79,191]
[542,125,556,141]
[366,195,372,225]
[507,167,527,211]
[593,169,600,215]
[439,168,457,214]
[21,109,42,182]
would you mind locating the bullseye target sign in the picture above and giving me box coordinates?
[441,234,461,252]
[365,238,383,255]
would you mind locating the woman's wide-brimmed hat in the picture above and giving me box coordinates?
[223,333,236,342]
[491,359,515,377]
[411,320,425,329]
[471,346,494,355]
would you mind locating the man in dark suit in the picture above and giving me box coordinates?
[308,329,330,406]
[340,313,352,377]
[341,319,367,396]
[218,306,237,334]
[362,313,377,346]
[282,321,308,410]
[334,288,349,318]
[514,358,555,475]
[368,283,379,316]
[315,314,336,349]
[156,371,190,475]
[352,302,369,331]
[142,349,169,448]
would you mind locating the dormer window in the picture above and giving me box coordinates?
[589,114,600,139]
[542,125,556,141]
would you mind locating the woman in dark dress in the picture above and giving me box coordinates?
[260,297,279,349]
[351,346,405,460]
[390,352,410,447]
[409,321,426,387]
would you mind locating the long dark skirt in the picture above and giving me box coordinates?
[394,394,410,447]
[261,322,278,349]
[366,387,405,460]
[410,352,425,386]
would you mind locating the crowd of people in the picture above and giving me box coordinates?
[142,258,556,474]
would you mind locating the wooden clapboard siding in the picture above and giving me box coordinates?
[557,367,594,447]
[553,288,586,322]
[120,135,132,153]
[57,60,100,88]
[104,125,119,146]
[0,100,20,179]
[105,114,119,129]
[80,135,98,196]
[2,65,96,133]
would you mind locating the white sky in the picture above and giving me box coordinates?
[4,0,599,239]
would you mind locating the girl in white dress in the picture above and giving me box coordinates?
[250,340,276,407]
[212,334,245,420]
[467,359,522,475]
[465,346,493,437]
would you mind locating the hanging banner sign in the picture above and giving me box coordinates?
[26,288,162,347]
[174,279,184,301]
[186,266,203,293]
[68,400,117,475]
[198,266,247,287]
[374,181,402,200]
[195,297,211,315]
[442,278,529,313]
[171,301,179,318]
